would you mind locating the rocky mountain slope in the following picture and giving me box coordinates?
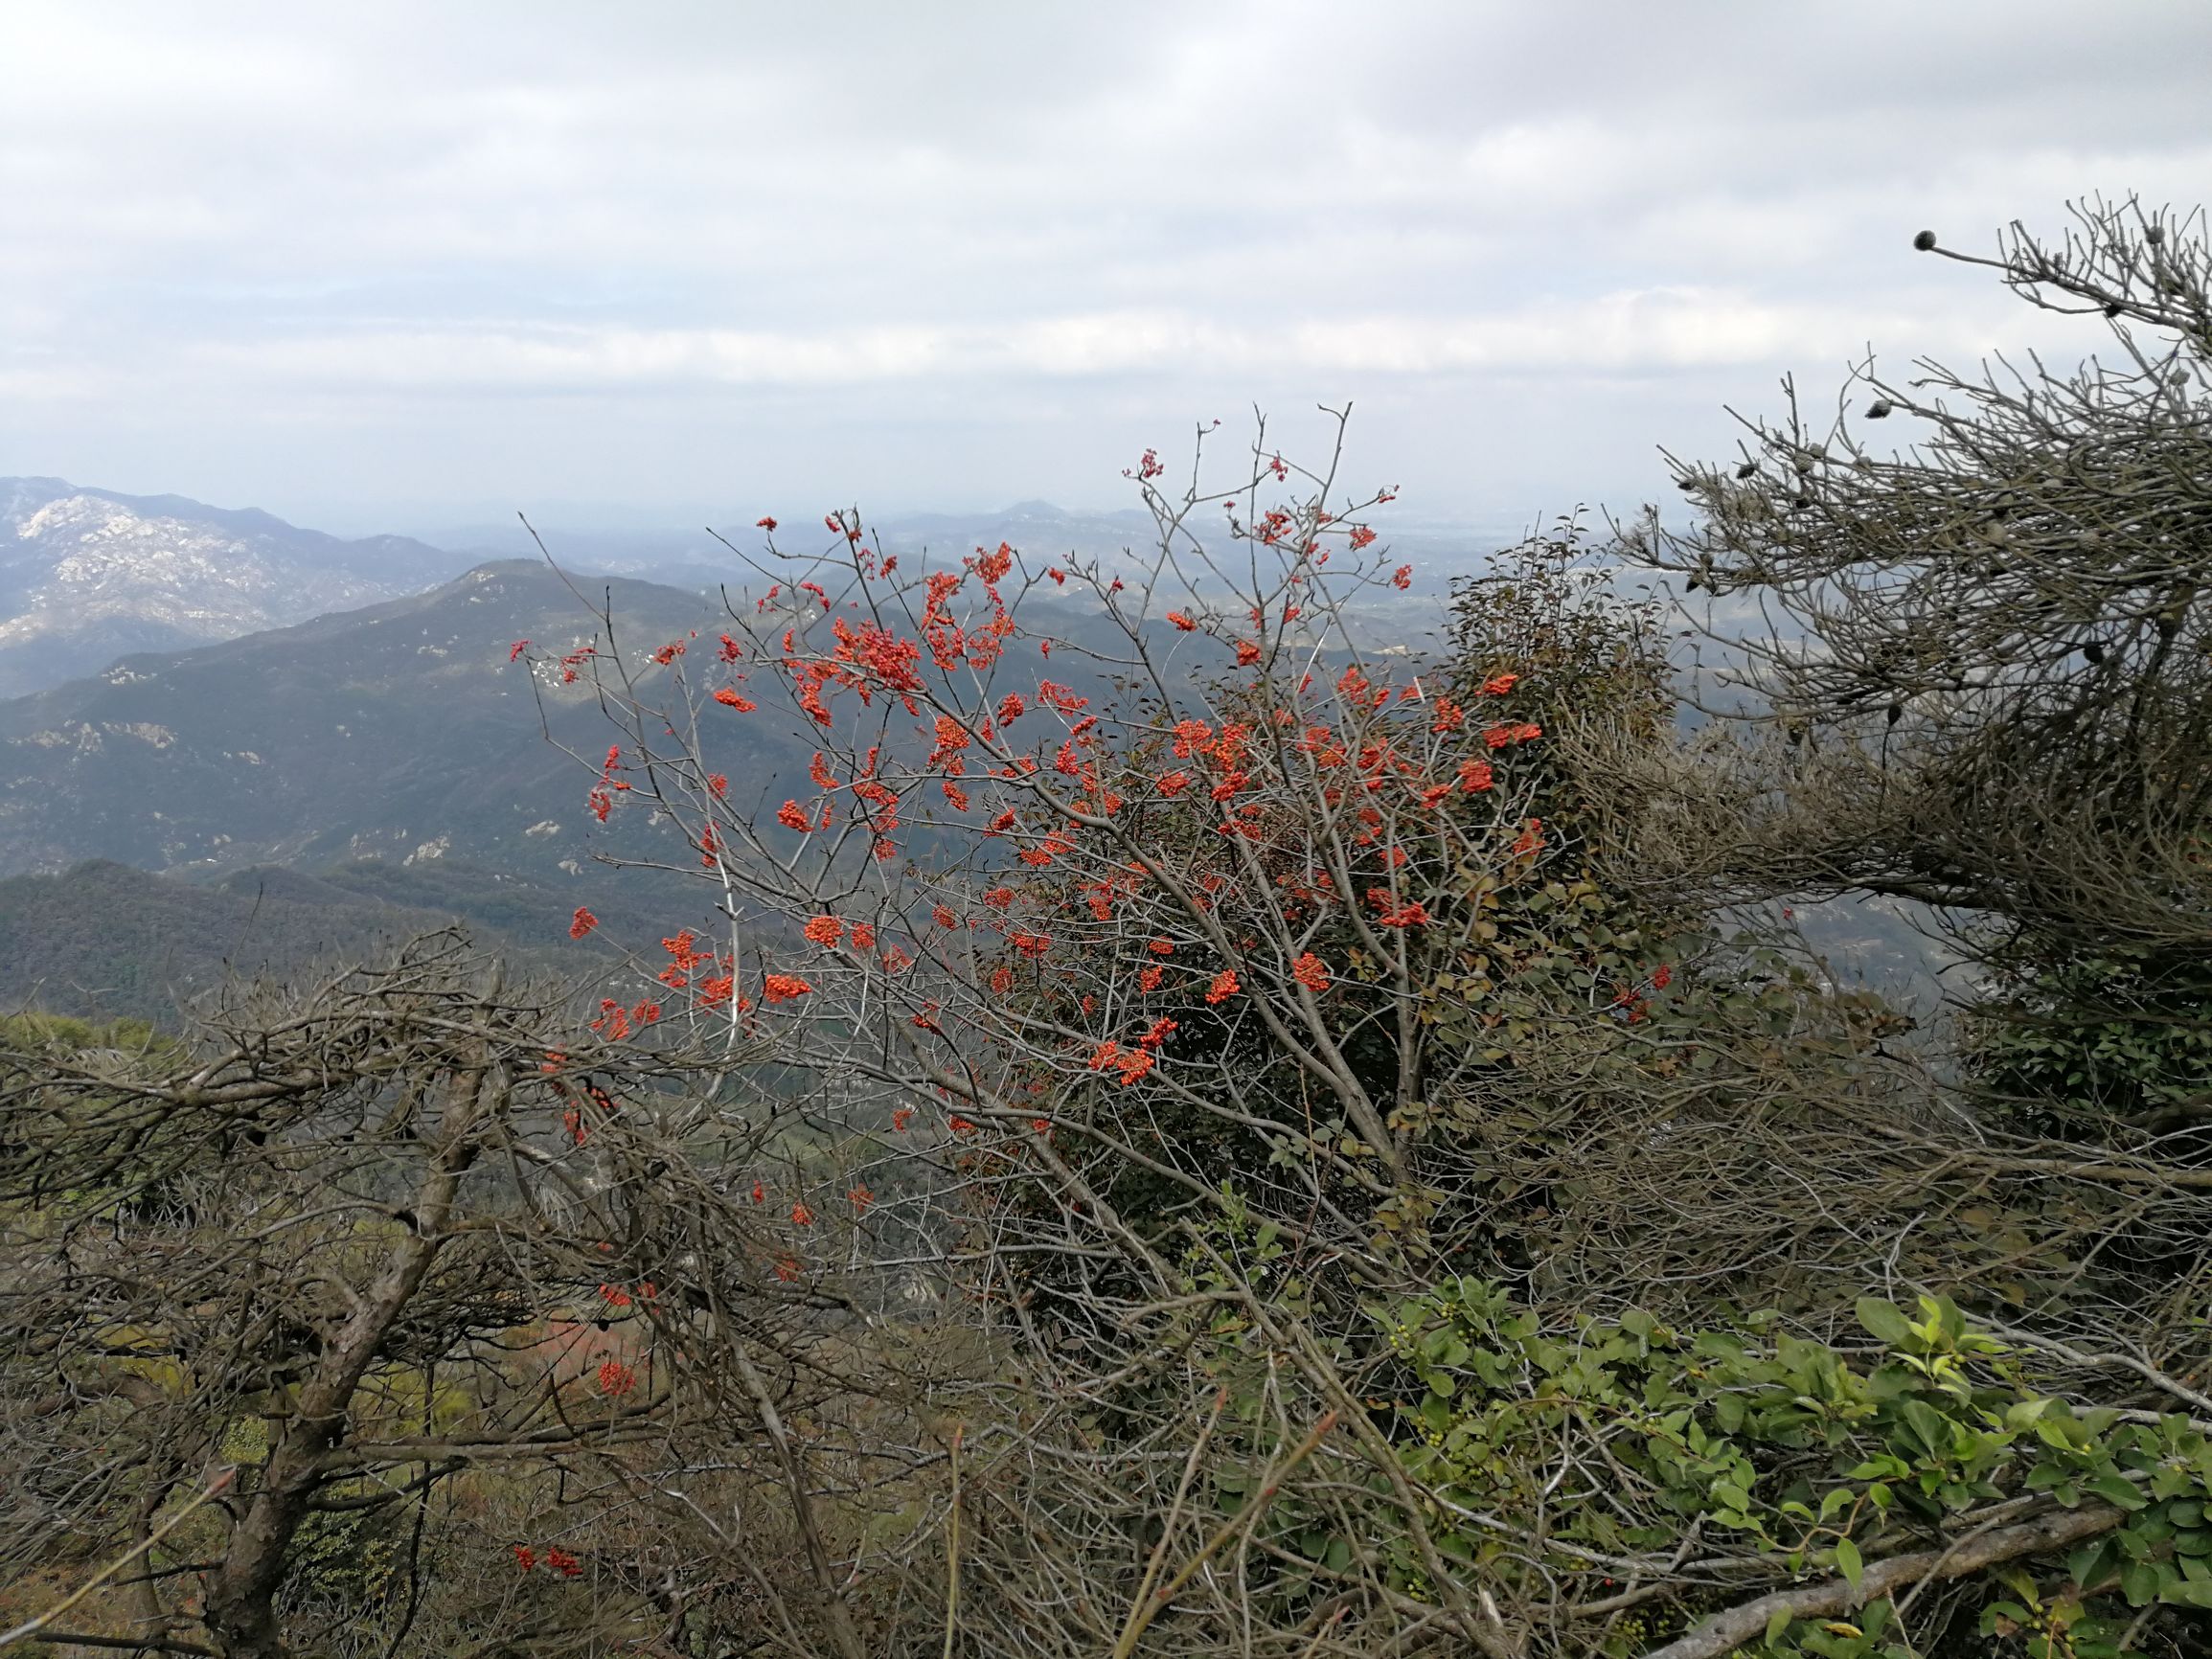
[0,477,467,695]
[0,531,1207,885]
[0,558,796,878]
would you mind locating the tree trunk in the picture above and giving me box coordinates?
[199,1068,488,1656]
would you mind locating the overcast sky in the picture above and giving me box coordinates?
[2,2,2206,536]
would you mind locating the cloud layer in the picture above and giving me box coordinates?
[2,1,2206,532]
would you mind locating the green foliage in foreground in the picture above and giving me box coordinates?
[1372,1283,2212,1656]
[1970,948,2212,1134]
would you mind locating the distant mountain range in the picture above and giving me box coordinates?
[0,558,797,879]
[0,498,1328,884]
[0,478,1534,1025]
[426,499,1172,593]
[0,477,1494,705]
[0,476,1318,885]
[433,498,1505,596]
[0,478,1955,1026]
[0,477,477,695]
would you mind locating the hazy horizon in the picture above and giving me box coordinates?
[10,468,1547,554]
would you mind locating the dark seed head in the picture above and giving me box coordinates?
[1912,230,1938,252]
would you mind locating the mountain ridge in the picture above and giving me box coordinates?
[0,475,472,695]
[0,557,762,879]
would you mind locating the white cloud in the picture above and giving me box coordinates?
[179,289,1974,394]
[0,0,2206,522]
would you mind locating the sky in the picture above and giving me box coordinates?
[2,1,2207,538]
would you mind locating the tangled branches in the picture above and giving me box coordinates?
[0,941,923,1659]
[491,399,2212,1656]
[1622,196,2211,973]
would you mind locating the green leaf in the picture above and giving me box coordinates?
[2086,1473,2147,1511]
[1765,1606,1793,1648]
[2036,1413,2089,1452]
[1836,1536,1864,1597]
[2159,1577,2212,1608]
[1856,1298,1915,1348]
[1899,1400,1952,1458]
[1927,1296,1966,1347]
[2068,1540,2118,1588]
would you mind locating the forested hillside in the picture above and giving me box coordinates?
[0,561,739,876]
[0,859,621,1024]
